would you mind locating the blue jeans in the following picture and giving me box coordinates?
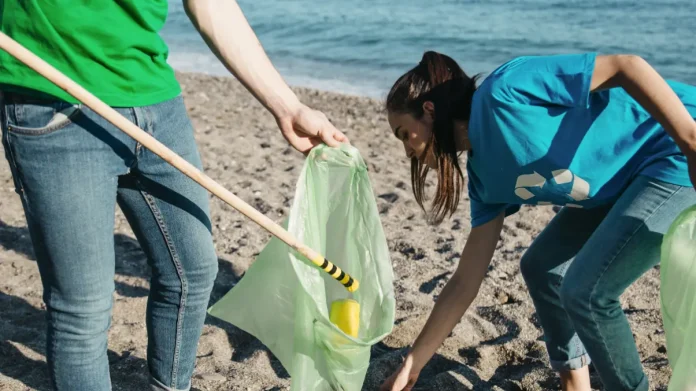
[520,175,696,390]
[1,92,218,391]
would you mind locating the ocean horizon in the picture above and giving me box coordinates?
[162,0,696,99]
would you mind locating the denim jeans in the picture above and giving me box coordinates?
[520,174,696,390]
[1,92,218,391]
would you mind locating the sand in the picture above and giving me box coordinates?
[0,73,672,390]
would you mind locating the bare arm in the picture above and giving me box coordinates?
[591,54,696,157]
[183,0,348,153]
[408,212,504,372]
[183,0,297,117]
[381,213,505,390]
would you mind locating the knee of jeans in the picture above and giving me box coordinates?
[186,252,218,296]
[559,279,592,318]
[47,293,113,339]
[562,280,622,323]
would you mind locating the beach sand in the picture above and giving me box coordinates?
[0,73,672,390]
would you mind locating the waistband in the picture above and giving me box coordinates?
[0,89,66,104]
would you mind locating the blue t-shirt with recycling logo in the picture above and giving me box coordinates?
[466,52,696,227]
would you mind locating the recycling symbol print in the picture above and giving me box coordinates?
[514,169,590,208]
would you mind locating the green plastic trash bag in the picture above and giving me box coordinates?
[661,205,696,391]
[208,144,395,391]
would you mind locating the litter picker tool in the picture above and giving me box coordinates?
[0,31,360,336]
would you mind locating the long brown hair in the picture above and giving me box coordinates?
[386,51,480,224]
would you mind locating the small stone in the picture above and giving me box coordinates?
[496,291,510,305]
[378,193,399,203]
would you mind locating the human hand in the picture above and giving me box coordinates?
[275,104,349,155]
[380,354,420,391]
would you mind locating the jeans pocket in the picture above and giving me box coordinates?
[5,101,82,135]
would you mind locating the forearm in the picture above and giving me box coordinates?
[184,0,300,118]
[407,214,503,372]
[408,273,481,371]
[616,56,696,154]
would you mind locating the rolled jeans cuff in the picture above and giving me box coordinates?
[550,353,591,371]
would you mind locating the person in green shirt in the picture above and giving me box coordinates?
[0,1,348,390]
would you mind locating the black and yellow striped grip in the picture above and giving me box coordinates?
[311,256,359,292]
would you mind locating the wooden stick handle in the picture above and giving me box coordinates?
[0,32,358,293]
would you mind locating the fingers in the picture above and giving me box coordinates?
[380,378,399,391]
[302,137,323,156]
[380,371,410,391]
[334,129,350,145]
[391,379,408,391]
[279,105,349,152]
[310,108,348,148]
[280,123,317,155]
[319,127,342,148]
[379,371,397,391]
[318,124,350,148]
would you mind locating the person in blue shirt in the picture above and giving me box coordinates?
[380,51,696,391]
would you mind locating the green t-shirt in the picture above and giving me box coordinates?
[0,0,181,107]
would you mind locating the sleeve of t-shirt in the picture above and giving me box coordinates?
[498,52,597,108]
[468,174,521,228]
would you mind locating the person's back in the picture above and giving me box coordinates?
[0,0,179,106]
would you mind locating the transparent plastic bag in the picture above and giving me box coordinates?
[208,144,395,390]
[661,204,696,391]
